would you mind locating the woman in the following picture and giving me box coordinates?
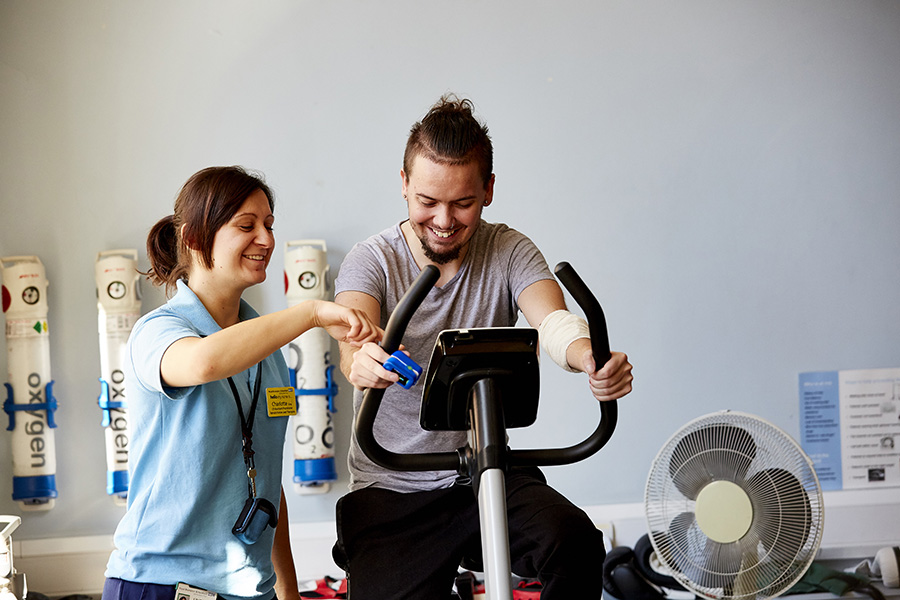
[103,166,380,600]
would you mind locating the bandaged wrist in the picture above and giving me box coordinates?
[537,309,590,373]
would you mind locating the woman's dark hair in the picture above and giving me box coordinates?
[403,94,493,188]
[145,166,274,294]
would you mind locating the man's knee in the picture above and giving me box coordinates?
[559,506,605,548]
[560,514,606,560]
[509,502,606,578]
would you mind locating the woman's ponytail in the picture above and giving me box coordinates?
[144,214,187,294]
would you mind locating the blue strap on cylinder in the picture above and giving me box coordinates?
[292,365,339,413]
[4,381,59,431]
[98,378,126,427]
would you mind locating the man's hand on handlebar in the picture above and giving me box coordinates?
[570,339,633,403]
[347,341,404,390]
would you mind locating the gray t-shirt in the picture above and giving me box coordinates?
[335,220,553,492]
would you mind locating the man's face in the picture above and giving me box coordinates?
[402,154,494,265]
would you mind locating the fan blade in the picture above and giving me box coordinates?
[668,423,758,499]
[746,468,812,564]
[710,541,742,581]
[655,512,730,591]
[712,538,743,580]
[656,513,705,586]
[672,513,744,591]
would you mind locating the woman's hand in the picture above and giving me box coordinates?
[313,300,383,347]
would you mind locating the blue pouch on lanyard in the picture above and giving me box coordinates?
[232,496,278,544]
[228,365,278,545]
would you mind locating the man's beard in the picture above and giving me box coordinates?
[418,235,461,265]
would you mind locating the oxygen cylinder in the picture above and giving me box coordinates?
[1,256,58,511]
[284,240,337,495]
[95,249,141,505]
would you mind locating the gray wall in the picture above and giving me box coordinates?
[2,1,899,542]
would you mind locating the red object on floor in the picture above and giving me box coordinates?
[298,576,348,599]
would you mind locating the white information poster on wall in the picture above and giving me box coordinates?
[799,367,900,491]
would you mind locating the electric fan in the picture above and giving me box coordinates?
[644,411,824,600]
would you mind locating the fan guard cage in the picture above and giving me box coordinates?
[645,411,824,600]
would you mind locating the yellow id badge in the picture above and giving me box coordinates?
[266,387,297,417]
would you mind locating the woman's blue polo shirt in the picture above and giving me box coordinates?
[106,281,290,600]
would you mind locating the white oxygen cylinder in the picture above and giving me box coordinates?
[284,240,337,495]
[95,250,141,505]
[1,256,58,511]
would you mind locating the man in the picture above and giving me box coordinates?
[333,94,633,599]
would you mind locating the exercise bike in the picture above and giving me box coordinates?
[355,262,618,600]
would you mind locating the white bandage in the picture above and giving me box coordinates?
[537,309,590,373]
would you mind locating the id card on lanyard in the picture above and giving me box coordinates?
[175,582,217,600]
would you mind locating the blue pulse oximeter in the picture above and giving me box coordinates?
[383,351,422,389]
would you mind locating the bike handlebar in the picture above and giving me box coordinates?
[355,262,617,473]
[355,266,461,472]
[509,262,618,467]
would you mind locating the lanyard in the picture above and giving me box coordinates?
[227,362,263,499]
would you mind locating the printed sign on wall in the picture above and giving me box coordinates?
[799,367,900,491]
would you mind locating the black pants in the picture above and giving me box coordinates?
[334,468,605,599]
